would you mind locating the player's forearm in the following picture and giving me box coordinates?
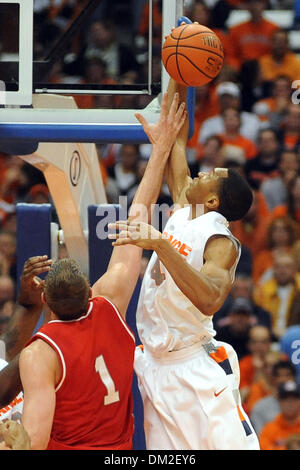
[128,144,171,223]
[155,238,226,316]
[21,415,49,450]
[2,305,42,361]
[165,80,190,201]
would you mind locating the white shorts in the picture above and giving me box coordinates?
[134,340,260,450]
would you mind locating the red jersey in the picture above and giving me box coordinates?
[28,296,135,450]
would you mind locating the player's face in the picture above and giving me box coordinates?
[186,168,228,204]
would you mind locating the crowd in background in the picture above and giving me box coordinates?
[1,0,300,450]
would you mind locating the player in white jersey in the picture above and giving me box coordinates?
[110,74,260,450]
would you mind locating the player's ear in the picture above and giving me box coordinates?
[205,193,220,211]
[41,292,47,304]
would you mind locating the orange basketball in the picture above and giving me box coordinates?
[162,23,224,87]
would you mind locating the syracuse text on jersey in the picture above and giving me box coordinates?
[163,231,192,257]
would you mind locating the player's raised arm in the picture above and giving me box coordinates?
[91,93,187,318]
[0,256,52,407]
[164,79,191,206]
[2,255,52,362]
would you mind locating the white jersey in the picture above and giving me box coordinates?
[0,359,23,422]
[136,208,241,354]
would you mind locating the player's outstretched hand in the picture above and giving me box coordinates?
[0,420,31,450]
[18,255,52,308]
[108,220,162,250]
[135,91,186,150]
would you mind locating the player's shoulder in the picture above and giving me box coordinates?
[21,337,57,365]
[90,296,127,324]
[204,235,238,269]
[90,295,117,311]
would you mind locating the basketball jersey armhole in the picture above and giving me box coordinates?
[203,233,241,273]
[96,296,135,344]
[31,332,66,392]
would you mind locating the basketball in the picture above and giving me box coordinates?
[162,23,224,87]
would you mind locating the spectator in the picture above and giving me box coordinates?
[286,433,300,450]
[250,360,297,434]
[260,149,299,211]
[227,0,279,70]
[199,81,261,144]
[74,57,116,109]
[272,175,300,229]
[253,252,300,339]
[218,107,258,162]
[230,188,273,257]
[214,273,272,331]
[259,381,300,450]
[115,71,140,110]
[0,317,9,336]
[259,29,300,84]
[244,351,287,415]
[26,184,51,205]
[187,84,220,161]
[0,230,16,280]
[252,216,299,285]
[253,75,291,124]
[210,1,232,68]
[188,0,212,28]
[239,325,273,405]
[137,0,162,48]
[84,19,140,81]
[0,275,15,305]
[215,297,256,359]
[239,59,265,113]
[108,144,140,197]
[189,135,225,178]
[245,128,280,189]
[276,104,300,152]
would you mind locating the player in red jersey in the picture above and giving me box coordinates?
[18,93,187,450]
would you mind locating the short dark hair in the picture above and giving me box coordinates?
[272,360,296,378]
[44,258,90,321]
[217,169,253,221]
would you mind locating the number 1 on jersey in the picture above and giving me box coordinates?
[95,355,120,405]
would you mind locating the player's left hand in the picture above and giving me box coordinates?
[135,91,186,151]
[108,220,162,250]
[18,255,52,308]
[0,420,31,450]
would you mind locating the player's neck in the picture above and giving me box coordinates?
[189,204,207,219]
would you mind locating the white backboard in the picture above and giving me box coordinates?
[0,0,33,105]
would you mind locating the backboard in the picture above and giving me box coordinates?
[0,0,33,105]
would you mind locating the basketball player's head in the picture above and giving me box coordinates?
[43,258,91,321]
[186,168,253,221]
